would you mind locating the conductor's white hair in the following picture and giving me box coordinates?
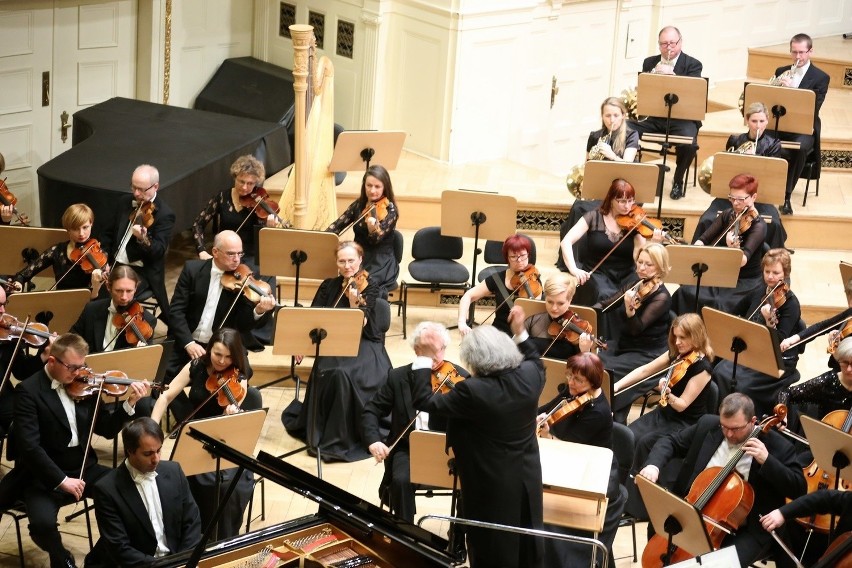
[410,321,450,350]
[460,326,523,376]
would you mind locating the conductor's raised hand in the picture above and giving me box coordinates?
[508,305,526,337]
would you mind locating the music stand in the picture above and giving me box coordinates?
[327,131,407,171]
[702,307,783,393]
[744,84,816,143]
[636,73,708,217]
[800,415,852,539]
[275,307,362,478]
[583,161,661,204]
[258,228,338,307]
[840,261,852,288]
[0,226,67,276]
[171,411,267,540]
[711,153,788,206]
[636,475,714,564]
[6,289,91,333]
[665,246,742,314]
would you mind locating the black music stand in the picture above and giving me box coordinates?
[636,73,708,217]
[800,415,852,540]
[744,84,816,146]
[583,161,660,204]
[6,289,91,333]
[440,189,517,326]
[328,130,406,171]
[711,153,788,207]
[276,307,362,479]
[665,246,741,314]
[0,226,68,282]
[702,307,783,394]
[170,410,266,541]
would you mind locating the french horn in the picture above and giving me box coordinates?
[565,165,584,199]
[770,59,798,86]
[697,132,760,194]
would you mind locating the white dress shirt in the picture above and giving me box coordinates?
[125,460,170,557]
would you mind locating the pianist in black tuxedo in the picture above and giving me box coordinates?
[99,164,175,324]
[86,418,201,567]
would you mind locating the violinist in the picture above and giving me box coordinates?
[165,230,275,387]
[560,178,661,306]
[283,241,392,463]
[326,164,399,296]
[99,164,175,324]
[457,234,541,337]
[535,352,626,568]
[192,155,281,263]
[70,265,156,353]
[598,243,673,394]
[672,173,767,315]
[518,272,594,360]
[13,203,106,298]
[362,322,470,527]
[586,97,639,162]
[151,328,261,540]
[637,393,806,567]
[714,248,803,418]
[0,333,149,568]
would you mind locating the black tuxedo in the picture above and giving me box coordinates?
[645,414,806,565]
[100,195,176,323]
[87,461,201,567]
[70,298,157,353]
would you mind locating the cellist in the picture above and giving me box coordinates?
[637,393,806,566]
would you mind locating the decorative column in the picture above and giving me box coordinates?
[289,24,314,229]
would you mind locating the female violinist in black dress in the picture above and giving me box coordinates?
[518,272,593,360]
[326,165,399,295]
[283,241,392,462]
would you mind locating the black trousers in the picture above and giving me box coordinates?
[628,117,699,186]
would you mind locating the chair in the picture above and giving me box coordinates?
[400,227,470,339]
[1,502,27,568]
[476,234,537,283]
[611,422,638,562]
[637,136,699,188]
[801,146,821,207]
[387,230,405,317]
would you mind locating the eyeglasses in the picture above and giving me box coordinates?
[615,198,635,205]
[131,182,156,193]
[216,250,245,259]
[507,252,529,262]
[790,50,811,56]
[566,375,589,384]
[54,357,88,373]
[720,422,752,433]
[837,360,852,369]
[658,39,680,47]
[727,195,749,203]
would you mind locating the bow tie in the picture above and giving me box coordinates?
[51,379,65,391]
[131,470,158,484]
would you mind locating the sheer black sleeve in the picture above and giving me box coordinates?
[624,287,672,336]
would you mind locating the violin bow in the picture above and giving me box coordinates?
[49,241,99,291]
[79,376,108,480]
[218,269,259,331]
[480,277,530,325]
[585,218,641,280]
[600,279,643,313]
[710,207,750,247]
[785,314,852,352]
[109,199,147,274]
[746,280,785,322]
[759,515,806,568]
[0,314,31,398]
[613,358,682,396]
[541,313,580,358]
[337,204,376,236]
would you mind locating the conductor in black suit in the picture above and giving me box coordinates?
[362,321,469,523]
[99,164,176,324]
[773,33,830,216]
[637,393,806,566]
[628,26,704,200]
[86,418,201,567]
[0,333,149,568]
[410,307,545,568]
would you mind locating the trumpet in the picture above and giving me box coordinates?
[770,59,798,86]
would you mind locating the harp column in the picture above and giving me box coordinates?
[289,24,314,229]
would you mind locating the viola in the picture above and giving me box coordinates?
[334,269,369,307]
[0,178,30,226]
[748,281,788,327]
[239,187,289,228]
[111,302,154,346]
[547,310,607,351]
[827,317,852,354]
[220,264,279,306]
[641,410,786,568]
[659,351,703,407]
[538,392,595,430]
[616,204,684,244]
[65,369,162,400]
[509,265,543,299]
[68,238,109,274]
[431,361,465,394]
[0,313,57,346]
[205,366,246,409]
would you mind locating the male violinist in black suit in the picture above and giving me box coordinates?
[86,417,201,567]
[637,393,806,566]
[628,25,704,200]
[99,164,175,324]
[0,333,149,568]
[773,33,830,215]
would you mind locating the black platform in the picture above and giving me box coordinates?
[37,97,290,233]
[194,56,295,122]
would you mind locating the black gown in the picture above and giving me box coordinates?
[192,189,265,261]
[283,275,392,462]
[574,210,636,306]
[523,311,582,361]
[13,241,93,291]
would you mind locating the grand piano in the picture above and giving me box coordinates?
[152,428,457,568]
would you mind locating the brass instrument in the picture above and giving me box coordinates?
[587,131,612,161]
[697,129,761,193]
[654,47,675,74]
[565,164,584,199]
[770,58,798,86]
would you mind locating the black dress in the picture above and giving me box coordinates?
[776,370,852,434]
[192,189,265,261]
[487,269,525,337]
[523,311,582,361]
[327,200,400,295]
[575,209,636,305]
[13,241,92,291]
[283,275,392,462]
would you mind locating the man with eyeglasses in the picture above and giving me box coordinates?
[637,393,805,566]
[0,333,149,568]
[628,26,703,200]
[99,164,176,324]
[773,33,830,216]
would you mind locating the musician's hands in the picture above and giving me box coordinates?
[0,205,13,223]
[224,403,241,415]
[369,441,390,463]
[653,62,675,75]
[725,231,741,248]
[265,216,280,228]
[651,228,665,243]
[186,341,206,360]
[127,381,150,406]
[131,224,145,240]
[569,267,590,285]
[779,334,800,352]
[198,251,213,260]
[779,76,794,88]
[598,142,616,161]
[255,295,276,314]
[536,413,552,438]
[638,465,660,483]
[346,284,360,307]
[365,216,378,233]
[60,477,86,501]
[414,327,445,366]
[760,304,773,323]
[741,438,769,465]
[578,333,594,353]
[760,509,786,532]
[508,306,526,337]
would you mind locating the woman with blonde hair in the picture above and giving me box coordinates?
[586,97,639,162]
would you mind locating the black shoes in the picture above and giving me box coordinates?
[670,182,685,200]
[779,200,793,215]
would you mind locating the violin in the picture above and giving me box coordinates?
[547,310,607,351]
[659,351,703,407]
[829,317,852,354]
[205,366,246,409]
[431,361,465,394]
[0,313,57,346]
[129,200,155,247]
[0,178,30,226]
[239,188,289,228]
[729,206,760,247]
[509,265,543,299]
[616,204,684,244]
[642,410,786,568]
[65,369,162,400]
[220,264,279,306]
[334,269,370,306]
[538,392,595,431]
[68,238,109,274]
[366,197,390,223]
[748,281,788,327]
[111,302,154,346]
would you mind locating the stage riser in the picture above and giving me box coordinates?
[747,50,852,90]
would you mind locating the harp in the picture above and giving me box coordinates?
[279,24,338,230]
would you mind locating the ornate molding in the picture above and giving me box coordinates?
[163,0,172,104]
